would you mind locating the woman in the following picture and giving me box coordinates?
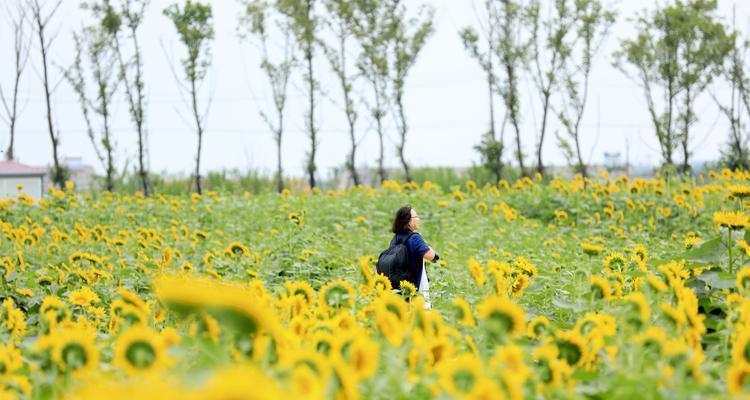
[390,205,439,308]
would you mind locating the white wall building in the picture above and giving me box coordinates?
[0,161,47,199]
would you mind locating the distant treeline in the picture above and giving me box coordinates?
[2,0,749,196]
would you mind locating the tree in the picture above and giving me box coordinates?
[28,0,67,187]
[163,0,214,194]
[352,0,397,184]
[494,0,530,177]
[64,18,120,191]
[390,2,434,183]
[277,0,320,189]
[716,9,750,170]
[527,0,573,176]
[102,0,151,196]
[556,0,615,178]
[322,0,361,186]
[460,0,504,182]
[0,2,32,161]
[614,0,732,173]
[238,0,295,193]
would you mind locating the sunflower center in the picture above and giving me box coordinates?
[556,339,582,366]
[533,322,547,337]
[487,311,514,336]
[125,341,156,369]
[325,286,349,309]
[538,359,553,383]
[643,339,662,355]
[742,277,750,292]
[453,369,476,393]
[294,289,310,302]
[316,340,331,355]
[591,284,606,300]
[62,343,88,371]
[744,341,750,364]
[581,321,599,335]
[386,304,402,320]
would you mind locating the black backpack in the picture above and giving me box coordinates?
[376,232,416,289]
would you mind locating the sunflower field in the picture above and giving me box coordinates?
[2,169,750,399]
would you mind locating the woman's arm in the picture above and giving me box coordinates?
[423,247,436,261]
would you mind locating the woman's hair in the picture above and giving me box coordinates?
[391,205,413,233]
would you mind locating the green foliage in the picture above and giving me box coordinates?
[614,0,734,171]
[163,0,214,82]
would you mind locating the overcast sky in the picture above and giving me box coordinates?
[1,0,749,178]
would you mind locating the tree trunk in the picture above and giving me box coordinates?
[276,112,283,193]
[306,49,316,189]
[536,89,551,175]
[132,32,149,196]
[190,78,203,194]
[37,18,64,187]
[681,88,691,173]
[396,93,411,182]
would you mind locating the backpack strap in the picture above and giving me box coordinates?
[396,232,417,245]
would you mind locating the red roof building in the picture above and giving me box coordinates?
[0,160,47,176]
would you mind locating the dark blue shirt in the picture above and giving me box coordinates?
[392,231,430,288]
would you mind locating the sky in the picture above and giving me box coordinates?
[1,0,749,179]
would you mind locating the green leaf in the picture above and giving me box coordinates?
[684,236,724,264]
[697,270,736,290]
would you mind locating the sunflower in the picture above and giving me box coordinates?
[732,330,750,365]
[635,326,667,357]
[288,211,304,227]
[729,184,750,199]
[603,253,628,273]
[728,361,750,395]
[714,211,750,230]
[622,292,651,326]
[199,365,286,399]
[318,279,355,314]
[224,241,250,258]
[467,257,486,287]
[581,243,606,256]
[3,299,25,339]
[339,335,380,380]
[290,364,326,399]
[114,325,170,376]
[375,311,405,347]
[532,344,572,389]
[370,273,392,293]
[284,281,316,306]
[589,276,612,300]
[646,274,668,292]
[683,236,701,249]
[68,286,100,307]
[310,329,336,355]
[117,287,150,315]
[660,302,686,330]
[554,330,588,367]
[376,292,409,324]
[477,296,526,339]
[436,353,484,397]
[154,275,275,336]
[42,327,99,375]
[280,347,331,383]
[0,343,23,378]
[452,297,475,327]
[738,267,750,292]
[527,316,551,340]
[399,280,417,298]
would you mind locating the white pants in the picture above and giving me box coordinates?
[419,261,431,309]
